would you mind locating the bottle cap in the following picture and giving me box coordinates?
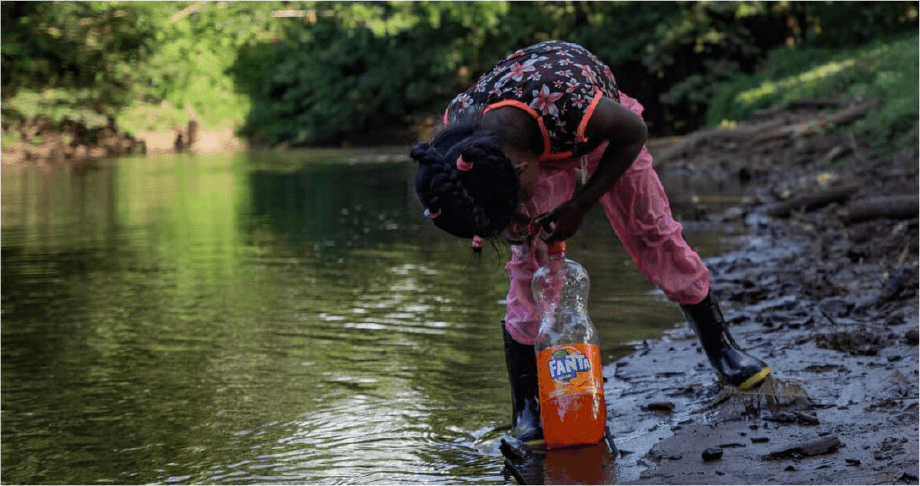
[548,241,566,254]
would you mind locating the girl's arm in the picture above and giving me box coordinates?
[537,97,647,242]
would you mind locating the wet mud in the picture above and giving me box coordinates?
[605,102,919,485]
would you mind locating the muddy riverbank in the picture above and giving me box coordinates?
[607,101,918,485]
[1,117,250,166]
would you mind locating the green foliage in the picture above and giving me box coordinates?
[2,1,917,146]
[1,1,153,130]
[1,2,152,101]
[117,1,307,133]
[3,88,110,130]
[799,1,920,47]
[707,33,919,152]
[234,2,515,146]
[237,1,917,142]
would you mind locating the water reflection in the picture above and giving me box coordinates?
[1,151,734,484]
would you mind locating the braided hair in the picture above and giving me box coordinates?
[412,121,519,244]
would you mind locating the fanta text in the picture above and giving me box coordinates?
[548,352,591,382]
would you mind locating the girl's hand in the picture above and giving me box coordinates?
[534,200,589,243]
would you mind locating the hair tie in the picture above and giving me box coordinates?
[456,155,473,171]
[471,235,482,248]
[423,208,440,219]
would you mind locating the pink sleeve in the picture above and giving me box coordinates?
[617,91,645,117]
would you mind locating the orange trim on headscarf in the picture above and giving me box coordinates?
[482,100,552,159]
[575,91,604,143]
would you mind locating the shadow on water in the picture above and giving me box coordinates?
[1,150,740,484]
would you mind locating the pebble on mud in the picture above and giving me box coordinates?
[702,448,724,461]
[763,410,820,425]
[645,401,676,412]
[905,328,919,345]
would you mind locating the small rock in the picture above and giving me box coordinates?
[702,447,723,461]
[751,437,770,443]
[905,328,919,345]
[879,266,919,303]
[845,458,861,466]
[646,401,676,412]
[819,298,852,318]
[764,410,818,425]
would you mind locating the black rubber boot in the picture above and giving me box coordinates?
[680,292,772,390]
[501,322,543,443]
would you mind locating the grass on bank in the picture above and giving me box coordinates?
[706,32,919,154]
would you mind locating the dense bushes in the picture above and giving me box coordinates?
[2,1,917,149]
[232,2,514,146]
[237,1,917,145]
[1,2,152,130]
[707,33,919,152]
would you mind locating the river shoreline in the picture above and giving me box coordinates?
[5,107,917,485]
[606,128,919,484]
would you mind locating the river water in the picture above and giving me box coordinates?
[1,150,739,484]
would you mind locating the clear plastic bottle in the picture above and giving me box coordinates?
[532,241,607,448]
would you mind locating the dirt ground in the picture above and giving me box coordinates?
[1,121,246,167]
[501,100,917,485]
[601,101,919,485]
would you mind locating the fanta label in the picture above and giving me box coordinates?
[548,349,591,382]
[537,343,603,400]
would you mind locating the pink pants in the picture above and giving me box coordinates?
[504,94,711,345]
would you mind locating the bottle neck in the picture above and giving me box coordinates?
[548,241,566,259]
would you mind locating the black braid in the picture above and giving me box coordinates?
[411,120,519,241]
[410,143,439,166]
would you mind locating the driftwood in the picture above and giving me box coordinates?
[655,97,881,165]
[815,145,850,166]
[786,99,849,109]
[839,195,919,223]
[654,119,789,162]
[751,99,847,120]
[767,183,860,217]
[752,98,882,144]
[761,436,841,460]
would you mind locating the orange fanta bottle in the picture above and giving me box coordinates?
[532,241,606,448]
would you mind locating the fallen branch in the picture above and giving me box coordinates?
[761,436,841,460]
[786,99,849,110]
[768,183,860,217]
[752,99,848,120]
[655,119,789,163]
[838,195,919,223]
[752,98,882,144]
[815,145,850,166]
